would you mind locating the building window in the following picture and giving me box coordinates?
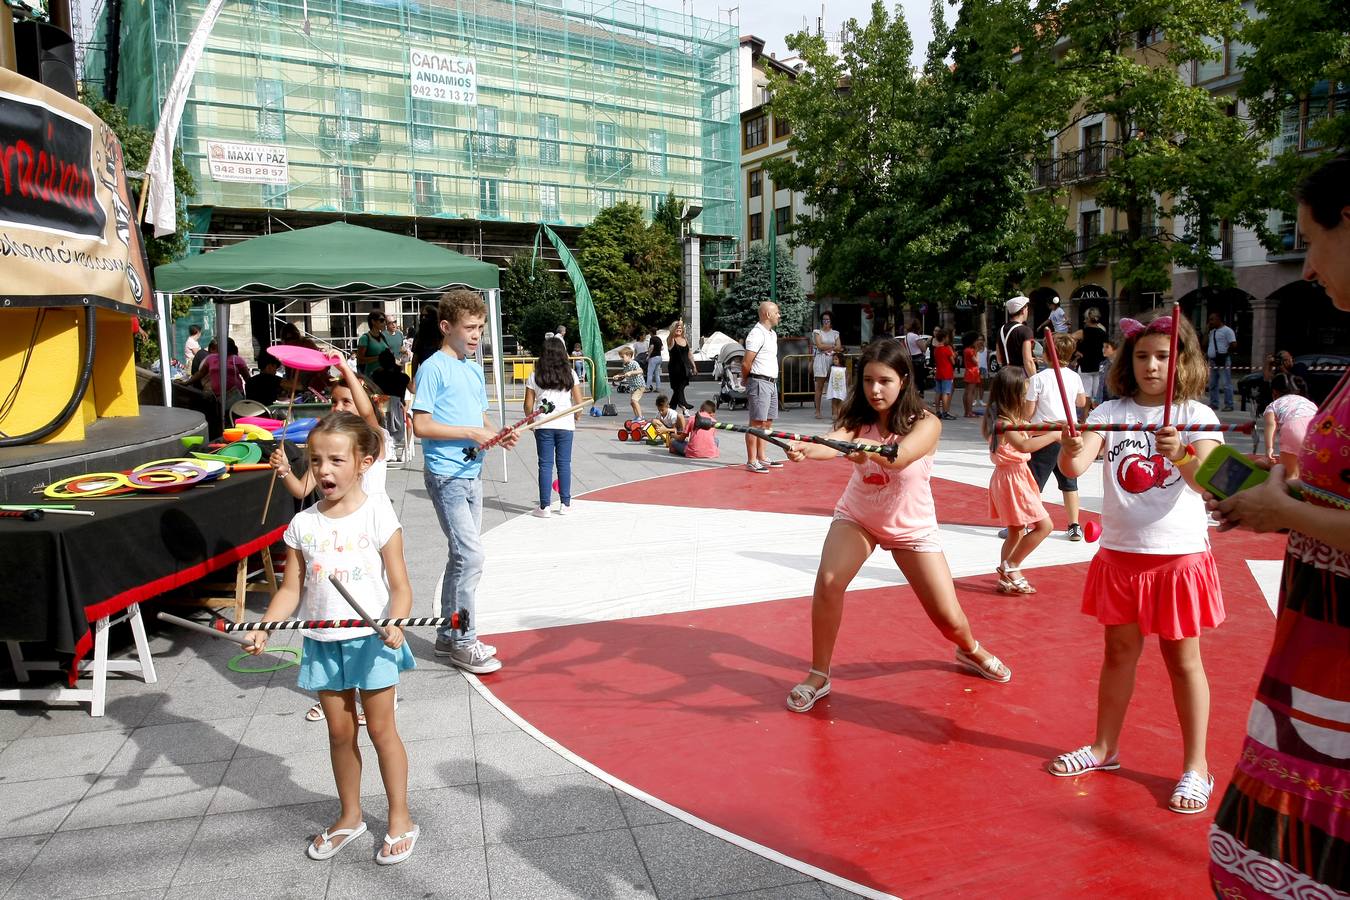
[747,168,762,198]
[775,204,792,235]
[339,167,364,211]
[1081,121,1105,174]
[647,129,666,176]
[477,105,499,134]
[1079,208,1101,255]
[262,182,287,209]
[540,184,560,219]
[773,115,790,139]
[411,101,434,152]
[335,88,362,140]
[1195,35,1226,83]
[257,79,285,140]
[594,188,616,209]
[414,171,436,209]
[744,114,767,150]
[748,211,763,241]
[1135,26,1162,49]
[539,114,560,165]
[596,121,617,147]
[1274,81,1346,155]
[479,179,500,217]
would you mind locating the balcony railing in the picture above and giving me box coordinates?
[1065,225,1166,265]
[1033,141,1122,189]
[319,119,381,153]
[585,147,633,181]
[464,134,517,165]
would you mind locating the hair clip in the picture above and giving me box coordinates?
[1119,316,1173,338]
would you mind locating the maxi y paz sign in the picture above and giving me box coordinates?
[410,51,477,105]
[206,140,288,185]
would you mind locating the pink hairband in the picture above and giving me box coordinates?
[1119,316,1173,338]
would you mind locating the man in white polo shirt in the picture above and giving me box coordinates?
[742,301,781,473]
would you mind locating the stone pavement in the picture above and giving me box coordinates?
[0,380,1256,899]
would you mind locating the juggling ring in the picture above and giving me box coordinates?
[227,646,301,674]
[126,463,209,490]
[44,471,134,499]
[136,458,229,482]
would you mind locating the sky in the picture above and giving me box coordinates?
[706,0,940,70]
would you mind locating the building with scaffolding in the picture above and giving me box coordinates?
[89,0,740,346]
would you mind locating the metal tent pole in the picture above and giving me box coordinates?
[486,287,507,482]
[156,292,174,408]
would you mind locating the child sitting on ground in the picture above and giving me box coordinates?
[670,400,719,458]
[650,394,683,442]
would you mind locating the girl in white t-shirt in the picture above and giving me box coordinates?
[1047,312,1225,817]
[248,413,419,864]
[525,337,584,517]
[1263,373,1319,478]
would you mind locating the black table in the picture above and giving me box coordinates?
[0,470,290,715]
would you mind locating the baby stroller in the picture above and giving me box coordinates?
[715,342,747,410]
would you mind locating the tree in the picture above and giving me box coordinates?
[651,190,684,244]
[575,202,680,339]
[82,98,195,269]
[500,251,566,333]
[517,299,574,356]
[717,241,808,339]
[1238,0,1349,154]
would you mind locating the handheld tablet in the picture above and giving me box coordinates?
[1195,444,1269,500]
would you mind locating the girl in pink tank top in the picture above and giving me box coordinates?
[782,339,1013,715]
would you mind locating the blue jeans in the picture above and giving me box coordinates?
[1208,361,1233,407]
[646,355,662,389]
[535,428,573,509]
[423,472,482,647]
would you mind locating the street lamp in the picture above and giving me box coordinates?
[680,204,703,348]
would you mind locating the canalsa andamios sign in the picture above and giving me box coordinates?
[0,70,152,315]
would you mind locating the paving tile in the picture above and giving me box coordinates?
[0,774,92,837]
[252,681,316,717]
[631,821,813,900]
[385,666,470,703]
[171,800,339,885]
[705,883,829,900]
[17,694,157,738]
[406,736,477,793]
[485,829,655,900]
[61,761,226,830]
[140,683,264,726]
[474,731,581,783]
[325,844,489,899]
[0,833,48,894]
[469,689,519,734]
[207,749,344,814]
[233,710,334,759]
[0,714,33,742]
[333,783,484,865]
[816,881,868,899]
[164,867,328,899]
[104,718,250,774]
[0,730,129,782]
[481,773,625,844]
[615,789,679,828]
[10,818,196,898]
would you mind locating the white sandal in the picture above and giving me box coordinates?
[1048,745,1120,777]
[954,642,1012,683]
[786,668,831,713]
[376,824,420,865]
[1169,770,1215,814]
[306,821,367,860]
[996,563,1036,594]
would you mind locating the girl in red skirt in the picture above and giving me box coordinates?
[1047,311,1225,815]
[982,367,1057,594]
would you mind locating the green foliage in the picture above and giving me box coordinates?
[133,295,194,368]
[82,98,196,269]
[575,202,680,339]
[717,241,807,339]
[500,251,566,332]
[1239,0,1349,153]
[651,190,684,244]
[517,299,574,356]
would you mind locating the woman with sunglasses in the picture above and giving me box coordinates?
[357,311,396,377]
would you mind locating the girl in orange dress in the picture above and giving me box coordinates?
[982,367,1057,594]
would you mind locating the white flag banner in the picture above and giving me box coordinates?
[143,0,225,237]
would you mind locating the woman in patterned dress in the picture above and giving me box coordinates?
[1207,155,1350,898]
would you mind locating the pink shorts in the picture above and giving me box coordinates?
[1278,415,1313,456]
[833,514,942,552]
[1082,548,1225,640]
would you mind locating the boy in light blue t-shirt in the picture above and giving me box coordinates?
[411,290,517,674]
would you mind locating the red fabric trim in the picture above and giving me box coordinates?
[67,524,287,685]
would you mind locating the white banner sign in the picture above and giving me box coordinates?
[206,140,289,184]
[410,51,477,104]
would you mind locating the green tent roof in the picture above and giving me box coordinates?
[154,222,499,297]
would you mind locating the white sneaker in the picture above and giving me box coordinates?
[556,503,570,516]
[531,507,550,518]
[449,641,502,674]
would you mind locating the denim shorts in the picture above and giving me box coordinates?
[935,379,954,395]
[298,635,415,693]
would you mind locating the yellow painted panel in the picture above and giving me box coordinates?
[92,310,141,418]
[0,307,88,443]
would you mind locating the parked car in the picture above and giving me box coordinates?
[1237,353,1350,412]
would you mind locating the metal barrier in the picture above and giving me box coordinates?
[779,353,860,407]
[482,355,597,404]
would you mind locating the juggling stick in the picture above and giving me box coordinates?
[157,611,280,655]
[1163,302,1181,428]
[694,416,900,460]
[327,575,389,641]
[463,400,555,460]
[219,614,470,634]
[0,509,43,521]
[1042,329,1078,438]
[511,399,592,436]
[993,422,1253,434]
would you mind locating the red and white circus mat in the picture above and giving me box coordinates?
[469,459,1286,898]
